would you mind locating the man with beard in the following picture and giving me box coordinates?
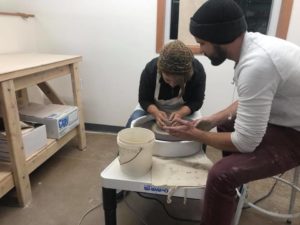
[164,0,300,225]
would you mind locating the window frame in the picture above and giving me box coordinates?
[156,0,294,53]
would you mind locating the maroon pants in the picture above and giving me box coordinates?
[201,119,300,225]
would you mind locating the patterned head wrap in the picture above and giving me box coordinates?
[158,40,194,78]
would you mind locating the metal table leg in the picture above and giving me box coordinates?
[102,187,117,225]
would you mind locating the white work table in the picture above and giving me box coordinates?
[100,157,206,225]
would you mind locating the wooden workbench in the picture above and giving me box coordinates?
[0,53,87,206]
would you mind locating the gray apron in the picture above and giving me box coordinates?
[154,73,185,113]
[135,73,202,120]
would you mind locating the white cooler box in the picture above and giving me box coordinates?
[19,103,79,139]
[0,123,47,161]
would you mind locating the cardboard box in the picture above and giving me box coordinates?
[19,103,79,139]
[0,123,47,161]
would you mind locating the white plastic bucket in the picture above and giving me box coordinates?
[117,127,155,177]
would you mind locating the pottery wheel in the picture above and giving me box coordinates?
[151,123,183,141]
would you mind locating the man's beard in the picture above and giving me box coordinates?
[206,45,227,66]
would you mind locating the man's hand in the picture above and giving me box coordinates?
[194,116,217,131]
[163,118,199,141]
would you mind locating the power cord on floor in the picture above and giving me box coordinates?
[137,192,201,223]
[77,174,283,225]
[243,173,283,210]
[77,203,102,225]
[123,191,149,225]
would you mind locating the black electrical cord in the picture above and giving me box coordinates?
[77,203,102,225]
[243,173,283,210]
[136,192,201,223]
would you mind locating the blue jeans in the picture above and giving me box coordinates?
[125,110,147,128]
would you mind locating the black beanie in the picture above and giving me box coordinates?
[190,0,247,44]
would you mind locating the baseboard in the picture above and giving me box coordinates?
[84,123,124,133]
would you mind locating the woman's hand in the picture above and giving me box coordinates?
[153,110,168,128]
[169,112,184,126]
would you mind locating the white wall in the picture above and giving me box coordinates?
[1,0,157,126]
[0,15,37,53]
[1,1,299,127]
[287,0,300,46]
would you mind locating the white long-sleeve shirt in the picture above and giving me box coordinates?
[231,32,300,153]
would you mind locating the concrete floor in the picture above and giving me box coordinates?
[0,132,299,225]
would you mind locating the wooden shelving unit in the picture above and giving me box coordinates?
[0,53,87,206]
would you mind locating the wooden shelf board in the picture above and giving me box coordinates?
[0,53,82,82]
[0,163,14,198]
[0,128,78,199]
[26,129,77,174]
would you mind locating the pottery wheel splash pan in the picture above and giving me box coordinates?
[131,115,201,157]
[151,123,184,141]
